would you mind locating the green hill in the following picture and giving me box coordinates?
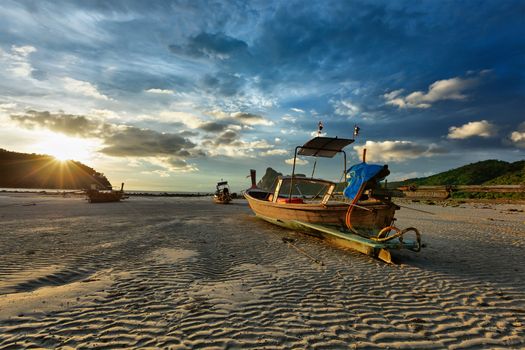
[391,160,524,187]
[0,149,112,190]
[483,160,525,185]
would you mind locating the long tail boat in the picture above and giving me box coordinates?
[213,181,232,204]
[244,135,421,263]
[86,182,126,203]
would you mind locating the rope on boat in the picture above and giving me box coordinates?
[344,184,366,234]
[399,227,422,252]
[344,185,422,252]
[396,204,436,215]
[369,226,421,252]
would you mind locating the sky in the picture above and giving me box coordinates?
[0,0,524,191]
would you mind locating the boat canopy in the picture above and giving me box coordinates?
[297,136,354,158]
[279,176,335,186]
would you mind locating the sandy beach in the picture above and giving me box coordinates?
[0,193,524,349]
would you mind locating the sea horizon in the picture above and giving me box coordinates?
[0,187,215,195]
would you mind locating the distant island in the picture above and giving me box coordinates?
[0,149,112,190]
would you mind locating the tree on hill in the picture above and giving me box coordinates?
[0,149,112,189]
[483,160,525,185]
[393,160,524,186]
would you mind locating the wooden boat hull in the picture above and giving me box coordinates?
[213,195,231,204]
[86,190,123,203]
[244,192,397,233]
[244,192,416,263]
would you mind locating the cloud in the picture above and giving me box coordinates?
[10,110,199,171]
[90,108,124,120]
[282,115,297,123]
[201,129,274,157]
[285,157,308,165]
[198,121,228,132]
[158,111,204,129]
[290,108,304,113]
[447,120,496,139]
[0,102,17,112]
[62,77,110,100]
[146,88,175,95]
[260,149,288,156]
[99,127,195,158]
[148,156,199,173]
[169,32,249,60]
[333,99,360,117]
[208,109,274,126]
[201,72,245,96]
[212,130,239,145]
[385,75,479,109]
[231,112,274,126]
[0,45,37,78]
[354,140,446,162]
[11,110,102,137]
[509,122,525,148]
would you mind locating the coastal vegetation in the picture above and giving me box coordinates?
[391,160,525,187]
[389,160,525,200]
[0,149,111,190]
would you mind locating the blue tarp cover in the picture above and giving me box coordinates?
[343,162,387,200]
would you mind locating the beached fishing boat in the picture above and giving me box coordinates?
[213,181,232,204]
[244,135,421,263]
[86,183,126,203]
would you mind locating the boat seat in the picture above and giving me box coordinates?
[277,197,304,204]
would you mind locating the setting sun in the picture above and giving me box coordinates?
[34,133,100,163]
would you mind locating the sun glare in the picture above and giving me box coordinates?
[35,133,99,164]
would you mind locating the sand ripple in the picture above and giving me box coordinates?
[0,195,524,349]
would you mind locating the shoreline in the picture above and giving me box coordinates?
[1,188,523,203]
[0,189,214,197]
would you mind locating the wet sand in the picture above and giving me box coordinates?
[0,193,524,349]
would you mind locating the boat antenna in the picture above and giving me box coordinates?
[311,121,323,178]
[353,124,366,162]
[339,124,362,183]
[353,124,360,138]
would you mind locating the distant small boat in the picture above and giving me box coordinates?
[86,182,126,203]
[213,181,232,204]
[245,135,421,263]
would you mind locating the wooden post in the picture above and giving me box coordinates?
[250,169,257,189]
[363,148,367,163]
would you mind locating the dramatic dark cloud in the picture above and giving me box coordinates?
[201,72,245,96]
[169,32,249,60]
[213,130,238,145]
[11,111,101,137]
[198,121,228,133]
[10,111,198,161]
[100,128,195,157]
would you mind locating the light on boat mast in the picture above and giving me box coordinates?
[353,124,360,138]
